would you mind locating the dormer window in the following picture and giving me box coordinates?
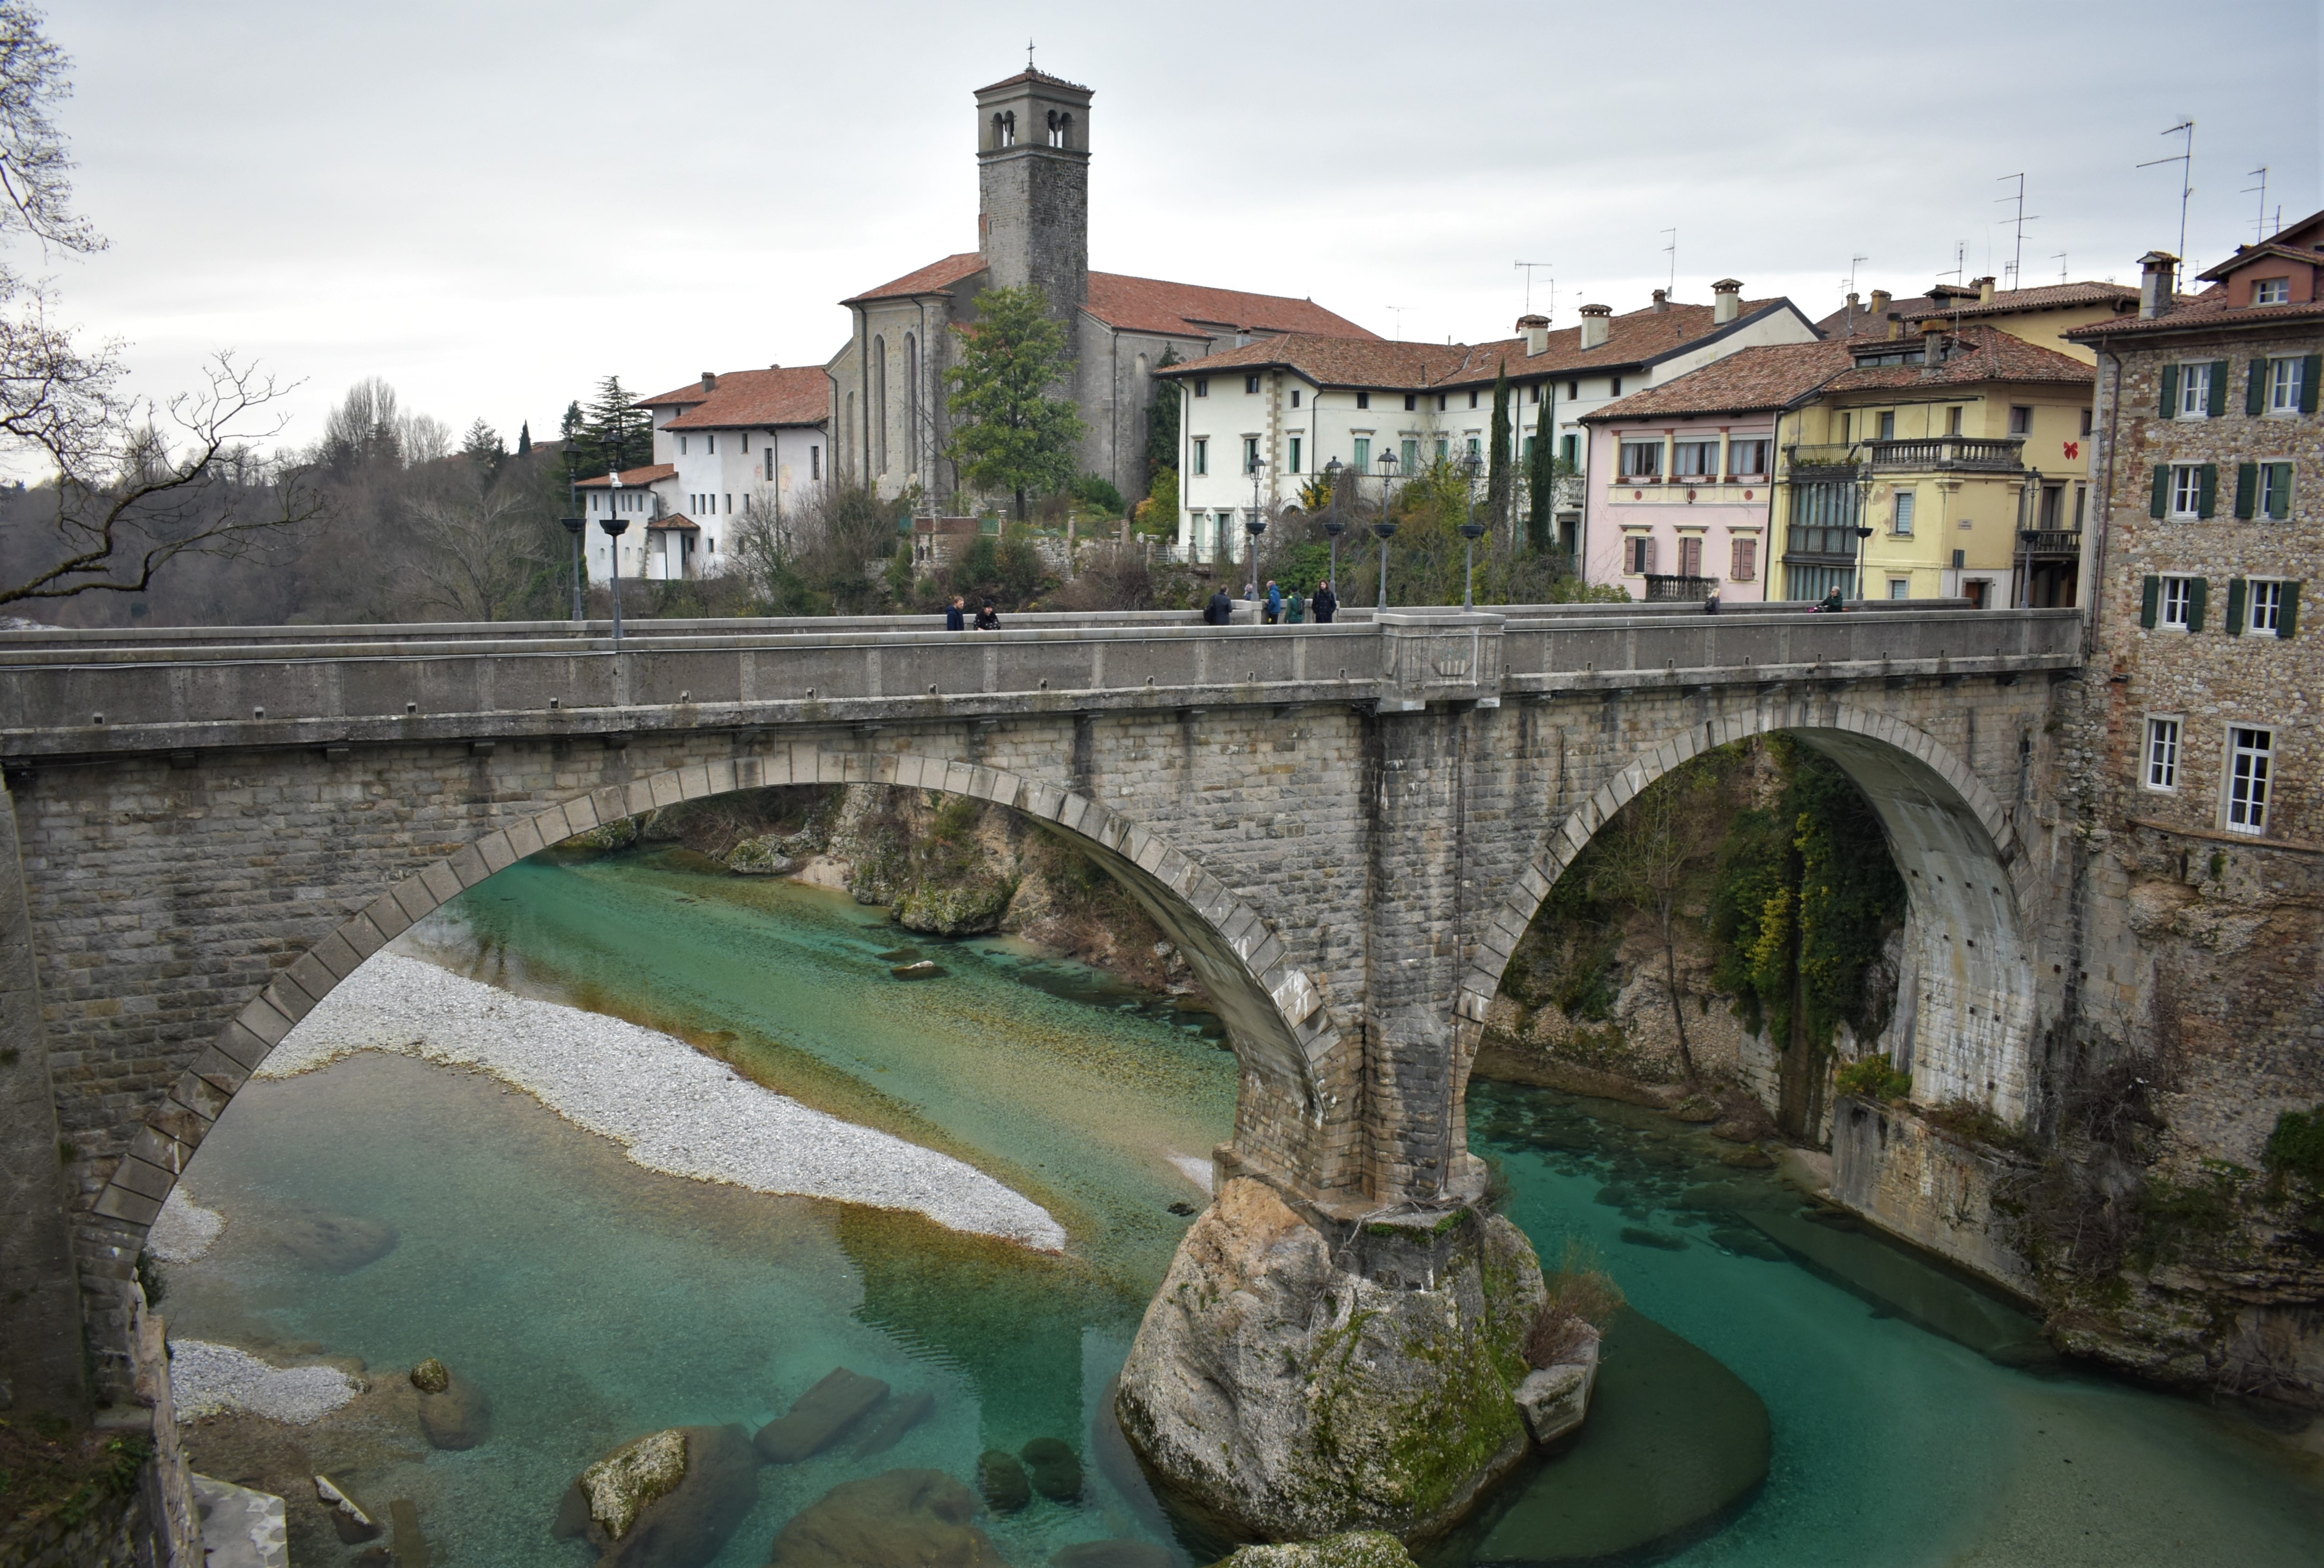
[2253,277,2290,305]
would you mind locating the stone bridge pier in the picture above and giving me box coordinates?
[0,603,2081,1539]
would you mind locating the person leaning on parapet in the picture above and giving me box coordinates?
[1312,579,1338,624]
[946,594,966,631]
[1204,586,1234,625]
[1265,580,1283,624]
[1285,585,1306,624]
[974,597,1001,630]
[1704,586,1721,615]
[1816,586,1845,613]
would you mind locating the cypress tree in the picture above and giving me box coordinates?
[1486,363,1513,537]
[1527,379,1558,553]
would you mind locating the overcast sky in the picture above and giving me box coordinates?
[39,1,2324,456]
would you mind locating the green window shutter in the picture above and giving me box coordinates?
[2235,462,2258,518]
[2247,359,2268,415]
[2280,581,2301,639]
[2303,355,2322,415]
[2198,463,2218,517]
[2225,577,2246,635]
[2208,360,2231,417]
[2140,575,2159,628]
[2159,364,2179,418]
[2270,462,2294,520]
[2150,464,2170,517]
[2188,576,2208,632]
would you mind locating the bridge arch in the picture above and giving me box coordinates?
[95,748,1346,1241]
[1453,700,2036,1152]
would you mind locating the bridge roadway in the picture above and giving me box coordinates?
[0,602,2080,1411]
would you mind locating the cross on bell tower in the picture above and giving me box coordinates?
[974,61,1091,325]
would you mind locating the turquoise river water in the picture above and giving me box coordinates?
[160,847,2324,1565]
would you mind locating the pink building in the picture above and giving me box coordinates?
[1582,342,1851,601]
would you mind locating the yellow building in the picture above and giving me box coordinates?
[1899,277,2147,364]
[1773,321,2096,605]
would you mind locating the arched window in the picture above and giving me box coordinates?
[872,335,888,475]
[904,334,920,474]
[993,110,1016,147]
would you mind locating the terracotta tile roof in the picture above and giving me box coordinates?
[1584,342,1856,420]
[1153,298,1800,391]
[1082,273,1374,339]
[975,67,1090,95]
[1816,292,1951,340]
[1822,324,2094,390]
[1900,281,2142,322]
[575,463,677,490]
[842,253,987,306]
[647,514,700,531]
[659,367,830,429]
[2067,284,2324,339]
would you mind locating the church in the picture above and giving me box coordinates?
[826,65,1372,505]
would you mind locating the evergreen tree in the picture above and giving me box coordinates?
[1485,363,1513,538]
[943,286,1084,520]
[1527,379,1558,553]
[517,421,532,457]
[460,418,502,465]
[565,376,653,479]
[560,400,585,446]
[1143,344,1182,493]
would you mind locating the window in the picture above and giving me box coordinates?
[1242,436,1260,472]
[1287,435,1302,473]
[1888,578,1911,599]
[2225,726,2274,833]
[1404,394,1417,412]
[810,445,820,480]
[2008,406,2032,435]
[1290,389,1301,408]
[1678,536,1703,576]
[2179,361,2212,417]
[1673,439,1718,478]
[2074,484,2087,527]
[1352,436,1371,470]
[2038,485,2064,529]
[679,435,689,454]
[1730,536,1756,581]
[1523,435,1535,462]
[2255,462,2293,520]
[1891,491,1915,535]
[2253,277,2290,305]
[1401,438,1419,471]
[1619,439,1663,479]
[2081,408,2094,437]
[2143,717,2181,791]
[1727,439,1768,476]
[765,446,775,482]
[1468,390,1479,409]
[1610,376,1623,396]
[1877,411,1897,440]
[1840,413,1853,443]
[1356,391,1370,410]
[2160,575,2196,630]
[993,110,1016,147]
[1946,407,1963,435]
[2168,462,2209,518]
[1624,535,1654,574]
[1245,375,1261,394]
[1566,380,1579,399]
[1193,438,1209,476]
[1435,437,1449,461]
[2266,356,2308,413]
[706,433,716,454]
[1560,433,1578,465]
[1529,384,1541,403]
[2246,578,2287,636]
[1437,395,1448,412]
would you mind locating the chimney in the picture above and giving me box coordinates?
[1869,289,1892,320]
[2139,251,2179,318]
[1975,275,1997,304]
[1516,313,1550,356]
[1711,278,1742,324]
[1886,312,1903,341]
[767,363,782,370]
[1651,288,1670,313]
[701,371,717,391]
[1579,303,1612,350]
[1920,320,1949,366]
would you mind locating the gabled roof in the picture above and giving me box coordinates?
[647,514,700,531]
[975,66,1091,95]
[1153,334,1470,389]
[1815,291,1952,341]
[843,253,987,307]
[2195,238,2324,283]
[576,463,678,490]
[1820,324,2094,391]
[1083,273,1374,339]
[1446,299,1795,387]
[655,367,830,429]
[2067,283,2324,339]
[1900,281,2142,322]
[1585,342,1856,421]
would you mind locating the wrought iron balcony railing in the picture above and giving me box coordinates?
[2018,529,2083,556]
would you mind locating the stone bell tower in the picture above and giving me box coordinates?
[974,64,1091,324]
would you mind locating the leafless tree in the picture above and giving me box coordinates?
[405,463,550,622]
[1586,760,1728,1081]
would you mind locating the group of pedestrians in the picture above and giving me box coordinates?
[945,595,1002,630]
[1205,579,1339,626]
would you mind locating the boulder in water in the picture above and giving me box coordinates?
[388,1498,430,1567]
[767,1469,1005,1568]
[558,1424,759,1568]
[278,1209,398,1272]
[753,1369,889,1463]
[851,1389,934,1456]
[409,1359,491,1450]
[1513,1328,1600,1445]
[1211,1534,1417,1566]
[889,961,943,980]
[1051,1541,1175,1567]
[315,1474,382,1544]
[1020,1437,1082,1503]
[726,837,798,877]
[976,1449,1031,1513]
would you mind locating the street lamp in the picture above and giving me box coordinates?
[1373,448,1401,611]
[560,514,585,621]
[1456,449,1486,610]
[1322,456,1346,590]
[601,439,630,644]
[1246,449,1266,596]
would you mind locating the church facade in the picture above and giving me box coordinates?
[825,68,1372,506]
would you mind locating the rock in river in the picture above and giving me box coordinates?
[276,1209,398,1272]
[889,961,943,980]
[408,1358,491,1450]
[851,1389,935,1456]
[754,1368,889,1463]
[767,1469,1006,1568]
[1020,1437,1083,1503]
[1211,1534,1418,1566]
[1051,1542,1175,1568]
[555,1424,759,1568]
[977,1449,1031,1513]
[314,1474,383,1544]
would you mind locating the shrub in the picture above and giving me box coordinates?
[2263,1104,2324,1183]
[1524,1238,1626,1368]
[1834,1053,1911,1102]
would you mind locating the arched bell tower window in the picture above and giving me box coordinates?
[993,110,1016,147]
[1046,110,1071,148]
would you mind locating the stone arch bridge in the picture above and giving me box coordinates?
[0,603,2079,1417]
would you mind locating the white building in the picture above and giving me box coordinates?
[576,367,831,582]
[1156,283,1820,566]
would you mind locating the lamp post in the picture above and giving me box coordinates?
[1456,449,1485,610]
[1322,456,1346,590]
[1247,449,1265,596]
[560,514,585,620]
[601,438,629,644]
[1373,448,1400,611]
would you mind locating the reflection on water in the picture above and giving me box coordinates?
[161,849,2324,1567]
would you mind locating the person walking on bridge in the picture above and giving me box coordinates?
[946,595,966,631]
[1204,587,1234,625]
[1264,581,1283,624]
[1312,580,1338,624]
[1285,586,1306,624]
[974,598,1001,630]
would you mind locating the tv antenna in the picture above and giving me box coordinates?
[1995,174,2039,293]
[2138,120,2195,265]
[2053,251,2069,283]
[1515,260,1555,317]
[1385,305,1409,341]
[1660,228,1677,295]
[1846,254,1869,294]
[2243,166,2270,240]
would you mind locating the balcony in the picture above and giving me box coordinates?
[1644,574,1719,603]
[2019,529,2083,557]
[1868,436,2024,473]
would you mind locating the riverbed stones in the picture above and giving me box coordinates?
[558,1425,759,1568]
[1020,1437,1083,1502]
[314,1473,383,1543]
[1512,1331,1600,1445]
[1051,1542,1176,1568]
[724,837,797,876]
[753,1369,889,1463]
[409,1359,490,1449]
[977,1448,1031,1512]
[766,1469,1005,1568]
[851,1389,934,1456]
[277,1209,398,1272]
[1209,1533,1418,1566]
[1115,1177,1546,1542]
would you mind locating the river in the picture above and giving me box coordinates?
[154,847,2324,1565]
